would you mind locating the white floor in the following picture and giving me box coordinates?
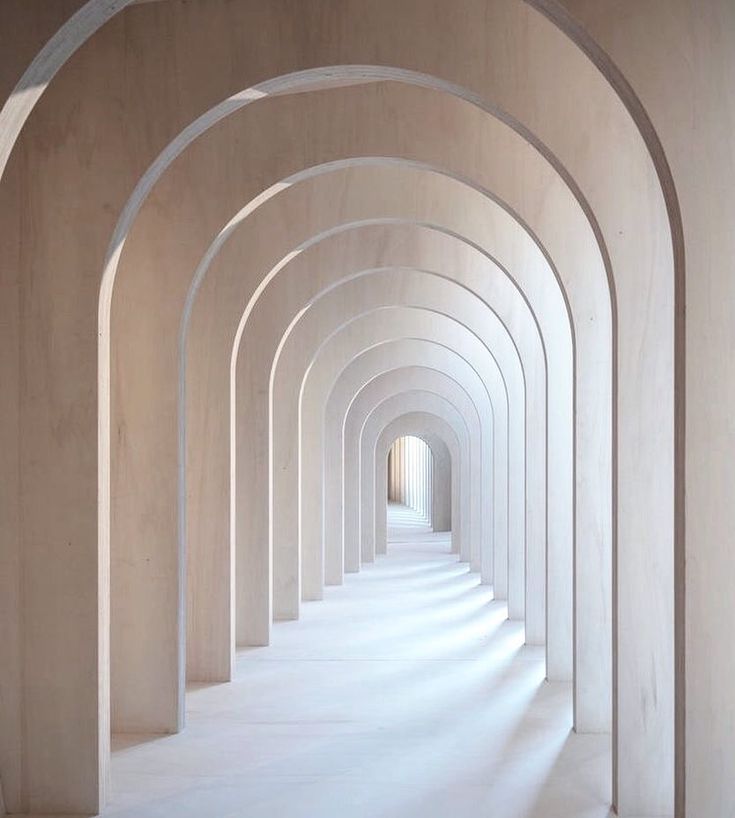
[106,505,612,818]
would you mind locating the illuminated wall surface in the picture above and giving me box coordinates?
[0,2,733,816]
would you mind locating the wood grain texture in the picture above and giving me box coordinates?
[0,1,688,814]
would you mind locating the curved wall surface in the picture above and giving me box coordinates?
[1,2,732,817]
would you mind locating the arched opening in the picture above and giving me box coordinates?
[10,1,730,816]
[386,434,439,534]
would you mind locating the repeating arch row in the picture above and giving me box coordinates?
[0,5,700,817]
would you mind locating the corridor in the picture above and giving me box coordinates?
[107,507,610,818]
[7,5,733,812]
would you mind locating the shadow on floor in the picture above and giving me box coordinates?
[104,504,611,818]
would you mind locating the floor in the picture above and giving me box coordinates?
[106,505,612,818]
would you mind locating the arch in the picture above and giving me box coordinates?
[375,411,463,554]
[385,431,452,536]
[109,86,591,735]
[187,188,552,672]
[382,420,461,554]
[349,369,483,570]
[375,411,466,557]
[0,3,683,812]
[325,338,506,594]
[273,305,498,613]
[236,249,529,588]
[337,358,488,572]
[361,392,484,577]
[185,165,561,676]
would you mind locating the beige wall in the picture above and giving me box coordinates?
[550,3,735,813]
[3,1,732,815]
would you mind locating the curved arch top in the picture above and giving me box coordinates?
[0,3,689,815]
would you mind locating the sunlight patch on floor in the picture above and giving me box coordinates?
[107,505,611,818]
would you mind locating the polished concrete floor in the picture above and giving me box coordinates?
[106,505,612,817]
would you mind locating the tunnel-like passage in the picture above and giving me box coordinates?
[387,433,452,535]
[6,2,735,818]
[387,435,435,526]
